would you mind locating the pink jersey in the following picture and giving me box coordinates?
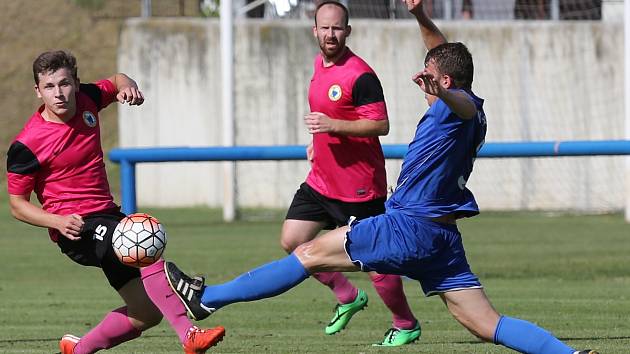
[7,79,118,240]
[306,49,388,202]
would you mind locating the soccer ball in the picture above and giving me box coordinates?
[112,213,167,268]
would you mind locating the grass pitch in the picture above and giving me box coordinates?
[1,205,629,353]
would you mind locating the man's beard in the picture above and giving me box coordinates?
[319,38,344,60]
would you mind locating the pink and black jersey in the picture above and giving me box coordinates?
[7,79,118,240]
[306,49,387,202]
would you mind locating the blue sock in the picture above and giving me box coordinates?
[494,316,575,354]
[200,253,310,309]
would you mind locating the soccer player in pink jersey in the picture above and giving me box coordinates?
[6,50,224,354]
[278,1,420,346]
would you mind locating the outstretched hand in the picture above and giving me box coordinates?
[117,86,145,106]
[412,69,445,97]
[402,0,424,15]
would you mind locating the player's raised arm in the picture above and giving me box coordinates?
[413,68,477,120]
[106,73,144,106]
[404,0,447,50]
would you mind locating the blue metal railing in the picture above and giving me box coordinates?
[109,140,630,214]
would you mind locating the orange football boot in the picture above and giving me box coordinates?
[59,334,80,354]
[182,325,225,354]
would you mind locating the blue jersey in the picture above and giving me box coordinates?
[385,89,487,218]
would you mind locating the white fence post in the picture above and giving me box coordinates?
[141,0,151,17]
[221,0,236,222]
[442,0,453,20]
[625,0,630,223]
[550,0,560,20]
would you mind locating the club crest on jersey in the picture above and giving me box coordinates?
[83,111,97,127]
[328,84,342,102]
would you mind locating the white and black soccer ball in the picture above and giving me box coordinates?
[112,213,167,268]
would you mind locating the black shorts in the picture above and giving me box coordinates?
[286,182,386,229]
[56,211,140,290]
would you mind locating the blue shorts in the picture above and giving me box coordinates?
[344,211,482,296]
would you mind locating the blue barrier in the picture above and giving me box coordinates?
[109,140,630,214]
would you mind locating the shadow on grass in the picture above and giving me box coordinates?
[0,333,173,344]
[431,335,630,345]
[3,334,630,345]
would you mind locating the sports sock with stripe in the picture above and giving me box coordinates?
[201,253,309,309]
[494,316,576,354]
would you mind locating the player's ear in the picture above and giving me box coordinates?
[34,84,42,99]
[442,74,453,89]
[312,25,318,38]
[75,77,80,90]
[345,25,351,37]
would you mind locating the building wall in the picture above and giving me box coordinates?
[118,19,624,212]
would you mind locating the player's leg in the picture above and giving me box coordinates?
[426,222,594,354]
[57,214,147,354]
[282,219,364,334]
[70,277,149,354]
[105,213,224,349]
[165,226,358,320]
[140,259,224,350]
[72,274,224,354]
[296,225,369,334]
[441,288,593,354]
[140,259,194,341]
[294,225,360,272]
[369,272,420,346]
[64,213,224,353]
[338,198,419,343]
[280,183,331,253]
[282,184,360,304]
[282,184,366,334]
[133,268,225,354]
[440,288,499,341]
[332,197,423,339]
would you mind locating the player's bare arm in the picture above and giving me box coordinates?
[8,194,84,240]
[107,73,145,106]
[413,70,477,120]
[404,0,447,50]
[304,112,389,136]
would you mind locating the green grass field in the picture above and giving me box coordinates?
[1,203,629,353]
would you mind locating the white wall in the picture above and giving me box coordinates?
[118,18,624,212]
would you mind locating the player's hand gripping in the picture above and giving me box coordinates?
[413,69,446,98]
[402,0,424,15]
[57,214,84,241]
[305,112,336,134]
[117,86,145,106]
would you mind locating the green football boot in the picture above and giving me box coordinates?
[324,289,368,335]
[372,322,421,346]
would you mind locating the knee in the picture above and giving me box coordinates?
[369,272,390,283]
[293,241,320,273]
[279,236,297,253]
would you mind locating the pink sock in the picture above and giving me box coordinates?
[313,272,358,304]
[73,307,141,354]
[141,259,192,343]
[370,273,417,330]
